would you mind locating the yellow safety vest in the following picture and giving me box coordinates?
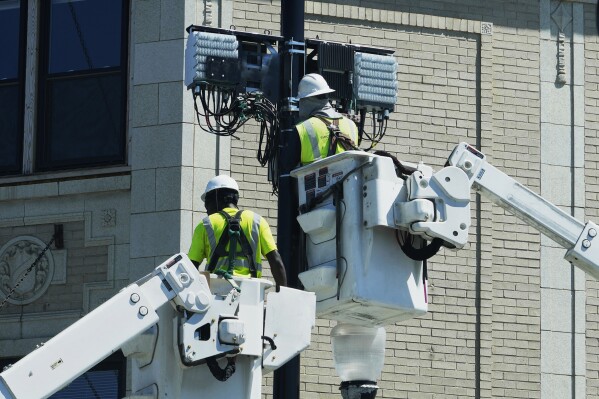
[296,116,359,165]
[201,210,263,278]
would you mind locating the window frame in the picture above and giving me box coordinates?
[0,0,28,176]
[34,0,130,173]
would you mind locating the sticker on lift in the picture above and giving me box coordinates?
[476,168,486,180]
[50,358,64,370]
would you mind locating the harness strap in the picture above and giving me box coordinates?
[327,120,341,157]
[301,116,358,163]
[206,210,260,277]
[313,116,357,156]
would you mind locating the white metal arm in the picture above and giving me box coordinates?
[0,253,315,399]
[447,142,599,280]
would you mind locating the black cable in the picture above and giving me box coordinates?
[372,150,417,180]
[206,356,237,381]
[194,87,281,193]
[395,229,443,261]
[357,109,366,146]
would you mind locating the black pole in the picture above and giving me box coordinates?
[274,0,304,398]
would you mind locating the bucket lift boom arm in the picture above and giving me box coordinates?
[0,254,315,399]
[445,142,599,280]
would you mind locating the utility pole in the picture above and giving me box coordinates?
[274,0,304,398]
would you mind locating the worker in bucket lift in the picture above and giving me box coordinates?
[188,175,287,291]
[290,73,360,167]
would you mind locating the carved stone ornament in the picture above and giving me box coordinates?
[204,0,213,26]
[480,22,493,36]
[101,209,117,228]
[551,1,572,84]
[0,236,55,305]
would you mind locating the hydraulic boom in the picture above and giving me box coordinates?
[0,254,315,399]
[447,143,599,280]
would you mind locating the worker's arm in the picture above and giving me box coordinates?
[257,214,288,290]
[188,221,208,269]
[265,250,287,291]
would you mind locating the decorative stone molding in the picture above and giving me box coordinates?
[0,236,54,305]
[556,32,567,84]
[551,1,573,84]
[0,212,118,313]
[204,0,213,26]
[481,22,493,35]
[101,209,117,228]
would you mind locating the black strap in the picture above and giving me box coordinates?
[206,210,258,277]
[232,210,259,277]
[314,116,357,156]
[207,211,233,272]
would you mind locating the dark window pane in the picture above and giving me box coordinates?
[50,370,119,399]
[42,73,124,167]
[0,84,22,174]
[37,0,127,172]
[49,0,122,74]
[0,0,21,80]
[2,352,124,399]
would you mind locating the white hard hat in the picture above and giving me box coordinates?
[201,175,239,202]
[298,73,335,99]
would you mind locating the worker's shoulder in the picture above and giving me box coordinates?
[219,208,264,223]
[294,118,312,130]
[240,209,264,220]
[340,115,356,125]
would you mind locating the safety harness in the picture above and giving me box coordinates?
[315,116,359,157]
[300,116,358,163]
[206,210,259,280]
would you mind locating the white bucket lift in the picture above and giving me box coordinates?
[0,255,316,399]
[291,151,429,326]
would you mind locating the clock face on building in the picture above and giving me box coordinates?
[0,236,55,305]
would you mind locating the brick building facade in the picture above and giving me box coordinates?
[0,0,597,398]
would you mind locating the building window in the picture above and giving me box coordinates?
[36,0,128,171]
[0,0,128,177]
[0,352,126,398]
[0,0,26,175]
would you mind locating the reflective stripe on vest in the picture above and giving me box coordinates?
[298,117,358,164]
[347,118,358,144]
[203,217,217,251]
[202,212,263,275]
[301,119,322,162]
